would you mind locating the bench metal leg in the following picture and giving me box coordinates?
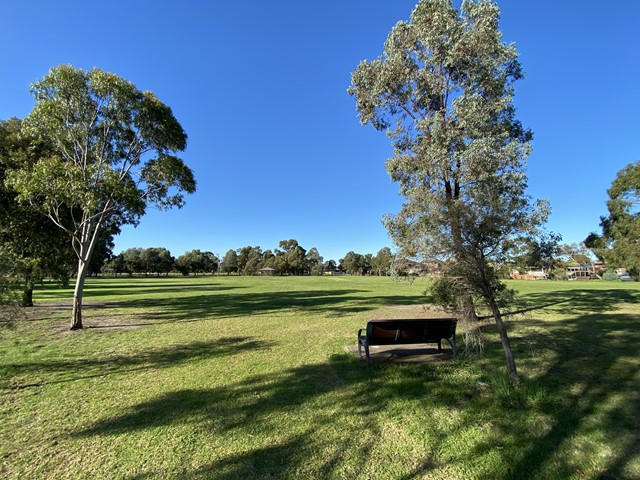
[358,337,371,363]
[357,329,372,364]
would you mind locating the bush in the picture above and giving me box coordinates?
[602,270,620,281]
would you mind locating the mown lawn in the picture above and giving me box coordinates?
[1,276,639,479]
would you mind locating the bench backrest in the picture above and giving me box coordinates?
[366,318,457,346]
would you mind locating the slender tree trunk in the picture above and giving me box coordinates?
[70,217,101,330]
[71,257,88,330]
[488,297,519,385]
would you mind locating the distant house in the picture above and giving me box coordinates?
[324,268,345,276]
[567,265,595,280]
[511,269,548,280]
[257,267,275,276]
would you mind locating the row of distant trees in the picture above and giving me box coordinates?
[103,241,396,277]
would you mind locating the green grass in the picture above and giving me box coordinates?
[1,276,639,479]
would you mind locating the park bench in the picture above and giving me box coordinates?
[357,318,458,363]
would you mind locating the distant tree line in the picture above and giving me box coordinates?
[101,241,395,277]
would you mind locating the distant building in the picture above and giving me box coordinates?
[567,265,595,280]
[511,269,548,280]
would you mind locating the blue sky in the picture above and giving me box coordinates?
[2,1,639,262]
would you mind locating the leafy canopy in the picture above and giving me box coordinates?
[7,65,195,235]
[349,0,546,266]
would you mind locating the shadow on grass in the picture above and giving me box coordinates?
[82,289,429,328]
[75,354,457,478]
[1,337,273,390]
[15,283,638,477]
[69,312,639,477]
[496,310,640,480]
[518,287,640,315]
[82,284,246,299]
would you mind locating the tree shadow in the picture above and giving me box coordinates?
[96,289,429,326]
[517,288,640,315]
[71,353,473,478]
[2,337,274,390]
[63,311,640,480]
[82,284,245,299]
[471,310,640,479]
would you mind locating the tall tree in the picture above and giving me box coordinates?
[220,250,239,275]
[6,66,196,329]
[276,239,307,275]
[371,247,393,276]
[0,118,76,306]
[349,0,546,384]
[340,251,366,275]
[587,161,640,274]
[305,247,324,275]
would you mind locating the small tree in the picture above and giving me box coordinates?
[7,65,196,329]
[349,0,547,384]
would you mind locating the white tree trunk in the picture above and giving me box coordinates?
[71,257,88,330]
[70,218,101,330]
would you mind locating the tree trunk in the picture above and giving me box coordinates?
[21,281,34,307]
[71,257,89,330]
[446,184,479,323]
[488,297,519,385]
[461,294,479,323]
[70,217,101,330]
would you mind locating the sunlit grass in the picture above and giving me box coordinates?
[1,276,639,479]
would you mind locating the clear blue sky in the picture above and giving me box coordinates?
[2,1,639,262]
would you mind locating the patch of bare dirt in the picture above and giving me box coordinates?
[364,304,456,321]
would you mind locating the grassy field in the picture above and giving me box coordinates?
[1,276,639,479]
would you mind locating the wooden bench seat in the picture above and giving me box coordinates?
[357,318,458,363]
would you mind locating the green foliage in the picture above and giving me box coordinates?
[4,65,196,327]
[370,247,393,276]
[339,251,368,275]
[349,0,544,270]
[350,0,545,382]
[602,270,621,281]
[511,232,562,272]
[0,118,77,304]
[220,249,239,274]
[590,161,640,273]
[174,250,217,276]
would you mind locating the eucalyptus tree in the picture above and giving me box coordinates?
[349,0,547,384]
[220,250,239,275]
[305,247,324,275]
[276,239,307,275]
[586,161,640,274]
[340,251,366,275]
[7,65,196,329]
[371,247,393,276]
